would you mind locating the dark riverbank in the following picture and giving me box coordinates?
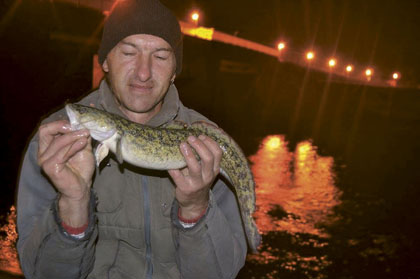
[0,271,23,279]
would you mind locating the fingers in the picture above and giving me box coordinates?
[180,135,222,182]
[171,135,222,209]
[41,136,89,178]
[38,130,89,165]
[61,136,90,164]
[38,121,90,167]
[36,121,95,203]
[180,139,202,178]
[199,135,222,174]
[38,120,73,155]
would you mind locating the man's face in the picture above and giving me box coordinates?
[102,34,176,121]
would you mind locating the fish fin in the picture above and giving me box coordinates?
[90,128,117,142]
[94,143,109,167]
[163,120,188,130]
[116,134,124,164]
[190,121,223,136]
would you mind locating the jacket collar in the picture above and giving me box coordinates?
[98,80,180,127]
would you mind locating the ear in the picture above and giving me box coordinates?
[102,58,109,73]
[170,73,176,83]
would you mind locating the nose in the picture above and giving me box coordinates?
[135,54,152,82]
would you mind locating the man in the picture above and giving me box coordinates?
[16,0,249,278]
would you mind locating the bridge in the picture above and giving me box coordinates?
[43,0,405,88]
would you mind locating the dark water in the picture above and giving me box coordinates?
[238,136,341,279]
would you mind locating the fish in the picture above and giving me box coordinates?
[65,103,261,252]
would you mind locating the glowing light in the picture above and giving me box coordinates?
[191,12,199,21]
[306,51,315,60]
[277,42,286,51]
[182,26,214,41]
[365,68,373,77]
[328,58,336,67]
[297,142,312,160]
[346,65,353,72]
[190,11,200,26]
[392,72,400,80]
[266,136,282,150]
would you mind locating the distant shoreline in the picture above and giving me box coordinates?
[0,270,24,279]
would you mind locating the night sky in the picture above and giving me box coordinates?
[163,0,420,85]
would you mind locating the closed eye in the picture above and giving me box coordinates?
[154,48,171,60]
[154,55,168,60]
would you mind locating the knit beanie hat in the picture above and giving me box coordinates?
[98,0,183,75]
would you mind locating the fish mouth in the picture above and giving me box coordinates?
[65,104,82,130]
[65,104,117,142]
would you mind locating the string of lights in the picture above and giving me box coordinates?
[182,11,404,89]
[59,0,408,88]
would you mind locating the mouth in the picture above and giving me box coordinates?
[129,83,154,93]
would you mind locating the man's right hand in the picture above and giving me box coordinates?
[37,120,95,228]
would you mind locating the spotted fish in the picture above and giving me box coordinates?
[65,103,261,252]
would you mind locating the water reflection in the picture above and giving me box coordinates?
[247,135,342,276]
[0,206,22,276]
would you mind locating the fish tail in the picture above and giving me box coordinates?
[191,121,261,252]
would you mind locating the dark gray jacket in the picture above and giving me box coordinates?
[17,81,247,279]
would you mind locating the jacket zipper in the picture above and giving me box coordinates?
[142,176,153,279]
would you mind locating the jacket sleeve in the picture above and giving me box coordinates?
[171,179,248,279]
[17,138,98,279]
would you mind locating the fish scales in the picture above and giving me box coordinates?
[126,130,192,169]
[65,103,261,252]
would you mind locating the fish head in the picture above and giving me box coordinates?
[65,104,117,142]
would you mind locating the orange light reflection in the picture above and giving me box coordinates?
[250,136,293,232]
[249,135,341,270]
[250,135,341,236]
[266,136,282,150]
[0,206,22,276]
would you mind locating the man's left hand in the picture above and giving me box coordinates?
[168,135,222,220]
